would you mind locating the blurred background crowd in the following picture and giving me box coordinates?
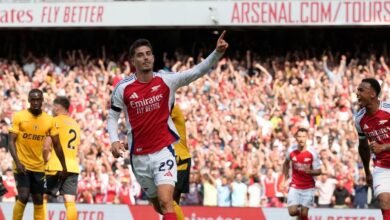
[0,29,389,208]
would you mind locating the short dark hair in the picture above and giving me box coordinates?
[28,89,43,97]
[362,78,381,97]
[296,127,308,134]
[53,96,70,111]
[129,39,153,57]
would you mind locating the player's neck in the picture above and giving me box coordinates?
[366,100,380,115]
[28,108,42,116]
[135,70,153,83]
[298,145,306,151]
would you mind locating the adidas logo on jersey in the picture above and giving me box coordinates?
[164,171,173,177]
[130,92,139,99]
[363,124,369,129]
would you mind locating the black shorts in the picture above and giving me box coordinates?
[45,172,78,196]
[14,171,45,194]
[175,158,191,194]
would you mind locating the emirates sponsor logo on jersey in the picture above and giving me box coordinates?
[293,162,311,171]
[379,120,388,125]
[130,94,163,114]
[367,127,390,142]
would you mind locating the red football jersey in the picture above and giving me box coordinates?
[355,102,390,168]
[286,145,321,189]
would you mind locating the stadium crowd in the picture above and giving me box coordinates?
[0,39,389,208]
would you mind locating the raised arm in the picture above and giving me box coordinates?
[162,31,228,90]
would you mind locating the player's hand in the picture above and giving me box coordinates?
[365,172,373,187]
[369,141,387,154]
[16,162,26,175]
[304,167,312,174]
[111,141,126,158]
[216,30,229,53]
[59,170,70,181]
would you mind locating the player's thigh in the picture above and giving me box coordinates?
[30,171,45,195]
[377,193,390,210]
[14,172,31,202]
[300,188,315,208]
[61,173,78,198]
[14,172,31,191]
[300,206,309,217]
[287,205,299,216]
[131,154,156,198]
[373,167,390,199]
[287,187,300,207]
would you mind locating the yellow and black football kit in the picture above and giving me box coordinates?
[45,115,80,196]
[171,105,191,194]
[9,110,56,194]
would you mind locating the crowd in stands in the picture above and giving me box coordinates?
[0,31,389,208]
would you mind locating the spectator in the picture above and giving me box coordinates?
[332,179,351,208]
[231,173,247,207]
[316,173,338,208]
[217,176,231,207]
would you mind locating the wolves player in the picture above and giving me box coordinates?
[9,89,67,220]
[282,128,321,220]
[43,96,81,220]
[355,78,390,220]
[108,31,228,220]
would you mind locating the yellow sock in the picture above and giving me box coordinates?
[173,201,184,220]
[13,200,26,220]
[65,202,78,220]
[34,204,44,220]
[43,198,47,220]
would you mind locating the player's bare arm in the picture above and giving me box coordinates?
[370,141,390,154]
[8,132,26,174]
[304,167,321,176]
[282,159,290,180]
[358,138,372,186]
[43,136,53,164]
[51,135,68,174]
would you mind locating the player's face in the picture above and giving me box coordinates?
[131,46,154,73]
[52,103,61,116]
[28,92,43,116]
[296,131,308,148]
[357,82,376,108]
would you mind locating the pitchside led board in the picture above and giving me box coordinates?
[0,203,384,220]
[0,0,389,27]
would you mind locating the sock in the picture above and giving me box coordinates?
[301,216,308,220]
[163,213,177,220]
[34,204,44,220]
[173,201,184,220]
[382,209,390,220]
[12,200,26,220]
[43,198,47,220]
[65,202,78,220]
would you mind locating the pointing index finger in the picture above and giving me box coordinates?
[219,30,226,41]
